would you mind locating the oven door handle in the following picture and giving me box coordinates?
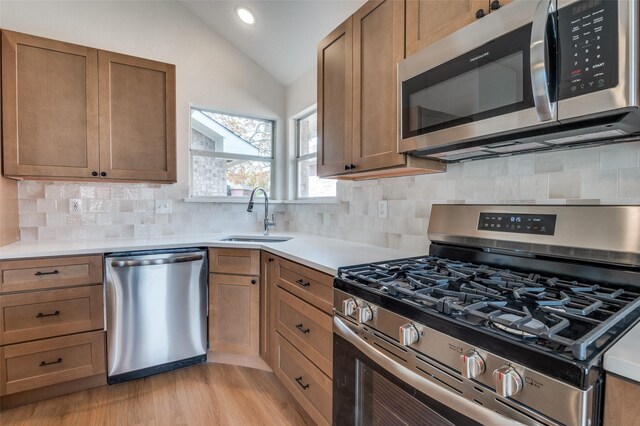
[530,0,556,122]
[333,316,524,426]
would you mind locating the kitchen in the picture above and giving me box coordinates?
[0,0,639,425]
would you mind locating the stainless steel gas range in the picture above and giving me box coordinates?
[332,205,640,426]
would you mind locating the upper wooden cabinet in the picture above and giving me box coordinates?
[1,31,100,179]
[317,0,445,179]
[98,51,176,182]
[406,0,513,56]
[317,18,353,178]
[1,30,176,183]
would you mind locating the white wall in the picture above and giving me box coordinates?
[0,0,286,188]
[2,0,291,241]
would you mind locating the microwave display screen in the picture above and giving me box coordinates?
[408,52,524,132]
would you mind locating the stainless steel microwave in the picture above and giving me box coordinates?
[398,0,640,162]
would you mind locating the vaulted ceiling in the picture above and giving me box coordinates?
[179,0,366,86]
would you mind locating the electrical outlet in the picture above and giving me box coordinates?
[70,199,82,214]
[155,199,172,214]
[378,200,388,218]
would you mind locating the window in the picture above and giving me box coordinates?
[296,111,336,198]
[190,107,273,198]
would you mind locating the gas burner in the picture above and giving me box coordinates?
[492,313,549,338]
[338,254,640,361]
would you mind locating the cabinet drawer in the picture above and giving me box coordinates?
[274,334,331,425]
[0,255,103,293]
[275,288,332,377]
[209,248,259,275]
[275,257,333,314]
[0,285,103,345]
[0,330,105,395]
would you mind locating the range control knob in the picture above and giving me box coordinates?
[493,366,523,398]
[460,351,485,379]
[356,305,373,324]
[399,323,419,346]
[342,298,357,316]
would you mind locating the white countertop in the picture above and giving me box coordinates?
[0,232,419,276]
[5,232,640,383]
[604,321,640,383]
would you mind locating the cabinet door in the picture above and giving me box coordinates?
[317,18,353,178]
[1,30,99,178]
[209,274,260,356]
[405,0,488,56]
[352,0,405,172]
[98,51,176,182]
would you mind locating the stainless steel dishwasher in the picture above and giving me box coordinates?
[105,248,207,384]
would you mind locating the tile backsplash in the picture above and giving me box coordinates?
[17,142,640,251]
[284,142,640,252]
[18,182,285,241]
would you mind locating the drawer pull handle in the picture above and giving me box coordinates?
[39,358,62,367]
[295,376,309,390]
[35,270,59,276]
[36,310,60,318]
[295,279,310,287]
[295,323,310,334]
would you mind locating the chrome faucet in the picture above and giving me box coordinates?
[247,187,276,236]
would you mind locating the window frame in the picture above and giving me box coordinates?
[188,105,276,201]
[294,108,336,200]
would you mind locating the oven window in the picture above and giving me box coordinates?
[333,334,480,426]
[408,52,524,132]
[357,360,454,426]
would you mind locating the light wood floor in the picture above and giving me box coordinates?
[1,363,312,426]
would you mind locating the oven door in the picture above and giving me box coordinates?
[398,0,558,156]
[333,317,521,426]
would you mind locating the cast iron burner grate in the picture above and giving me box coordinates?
[338,256,640,361]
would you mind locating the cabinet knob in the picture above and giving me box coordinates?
[100,172,107,177]
[251,279,257,285]
[268,257,274,262]
[475,8,485,18]
[490,0,501,10]
[92,171,98,176]
[345,164,350,170]
[350,164,356,170]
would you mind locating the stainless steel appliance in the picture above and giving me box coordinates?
[398,0,640,162]
[333,205,640,425]
[105,248,208,384]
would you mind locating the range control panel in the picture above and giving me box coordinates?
[477,213,557,235]
[558,0,618,100]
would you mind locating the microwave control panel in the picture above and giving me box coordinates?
[558,0,618,100]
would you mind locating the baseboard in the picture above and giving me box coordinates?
[208,351,272,372]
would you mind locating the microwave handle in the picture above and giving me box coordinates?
[530,0,555,122]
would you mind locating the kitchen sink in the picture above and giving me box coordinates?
[219,236,292,243]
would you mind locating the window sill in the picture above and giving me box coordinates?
[284,197,338,204]
[184,197,337,204]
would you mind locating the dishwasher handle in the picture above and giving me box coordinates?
[110,254,204,268]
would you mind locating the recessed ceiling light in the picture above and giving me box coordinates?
[236,7,256,25]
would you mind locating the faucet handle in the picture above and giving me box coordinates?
[269,213,276,226]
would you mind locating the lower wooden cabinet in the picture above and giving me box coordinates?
[0,285,103,345]
[209,273,260,356]
[273,334,332,426]
[0,330,105,396]
[264,254,334,425]
[604,374,640,426]
[275,287,332,377]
